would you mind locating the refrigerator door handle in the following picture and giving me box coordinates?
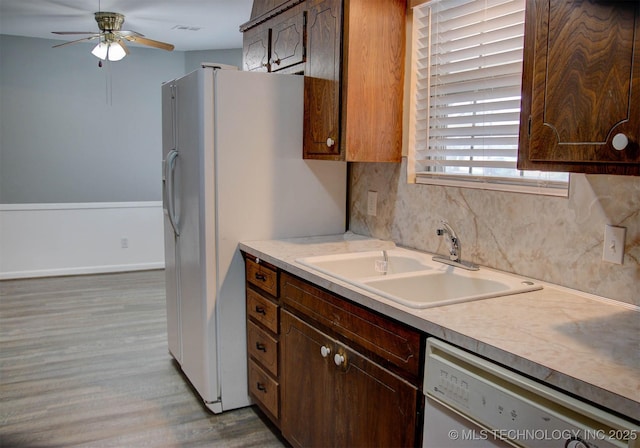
[165,149,180,236]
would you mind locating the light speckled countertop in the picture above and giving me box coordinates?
[239,233,639,421]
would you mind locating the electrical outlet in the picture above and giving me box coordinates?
[121,238,129,249]
[602,225,625,264]
[367,191,378,216]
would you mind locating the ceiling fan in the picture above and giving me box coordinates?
[52,11,174,63]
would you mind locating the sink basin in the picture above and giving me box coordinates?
[296,249,431,280]
[360,271,541,309]
[296,248,542,309]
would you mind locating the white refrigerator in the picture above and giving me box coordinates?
[161,64,346,413]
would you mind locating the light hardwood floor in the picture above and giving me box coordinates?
[0,270,287,448]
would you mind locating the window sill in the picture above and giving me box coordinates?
[413,173,569,197]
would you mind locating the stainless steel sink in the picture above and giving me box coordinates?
[296,248,542,309]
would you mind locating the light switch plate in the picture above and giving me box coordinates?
[367,191,378,216]
[602,225,626,265]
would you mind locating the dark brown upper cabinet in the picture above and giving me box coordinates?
[241,0,406,162]
[518,0,639,175]
[241,1,306,73]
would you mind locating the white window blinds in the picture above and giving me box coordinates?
[408,0,568,195]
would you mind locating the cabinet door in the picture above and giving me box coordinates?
[270,3,306,72]
[281,311,419,448]
[281,311,335,448]
[243,24,270,72]
[518,0,639,174]
[303,0,342,159]
[342,0,405,162]
[334,343,419,448]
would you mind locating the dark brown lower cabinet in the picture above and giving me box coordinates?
[281,310,419,448]
[281,310,334,447]
[242,255,422,447]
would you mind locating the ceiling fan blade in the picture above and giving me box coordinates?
[118,30,142,38]
[52,31,96,35]
[122,34,174,51]
[52,35,100,48]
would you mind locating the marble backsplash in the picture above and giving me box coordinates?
[348,159,640,306]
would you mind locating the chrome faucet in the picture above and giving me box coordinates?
[436,221,461,262]
[433,220,479,271]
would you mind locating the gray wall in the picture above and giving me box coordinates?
[0,34,242,203]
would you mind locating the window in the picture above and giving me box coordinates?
[408,0,569,196]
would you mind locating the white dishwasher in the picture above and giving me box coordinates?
[423,338,639,448]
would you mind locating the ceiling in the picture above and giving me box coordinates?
[0,0,254,51]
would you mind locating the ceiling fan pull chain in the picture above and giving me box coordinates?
[103,59,113,106]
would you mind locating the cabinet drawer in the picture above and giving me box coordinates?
[249,360,279,419]
[247,288,279,334]
[246,258,278,296]
[281,272,421,384]
[248,321,279,376]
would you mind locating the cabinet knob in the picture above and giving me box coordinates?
[566,439,588,448]
[334,352,346,367]
[612,133,629,151]
[320,345,331,358]
[326,137,335,147]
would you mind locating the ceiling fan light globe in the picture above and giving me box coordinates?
[107,43,126,61]
[91,42,108,60]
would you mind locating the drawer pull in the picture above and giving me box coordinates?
[256,342,267,352]
[254,305,266,315]
[256,382,267,393]
[255,273,266,281]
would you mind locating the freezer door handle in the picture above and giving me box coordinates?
[165,149,180,236]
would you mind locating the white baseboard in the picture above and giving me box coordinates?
[0,202,165,280]
[2,263,165,280]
